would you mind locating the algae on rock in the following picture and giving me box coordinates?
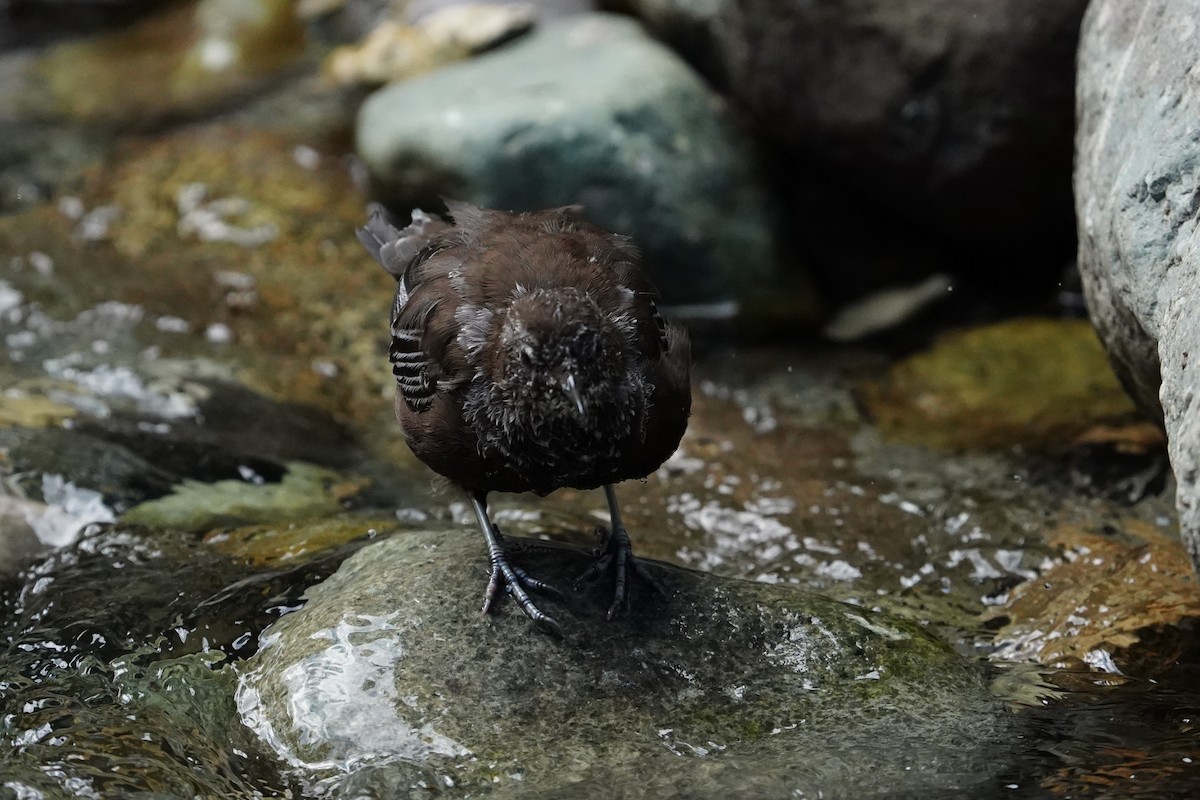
[239,529,1021,798]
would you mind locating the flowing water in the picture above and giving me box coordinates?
[2,7,1199,797]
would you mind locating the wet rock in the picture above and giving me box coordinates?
[357,13,777,304]
[123,461,367,531]
[1,520,374,669]
[298,0,392,44]
[0,496,44,572]
[0,123,447,557]
[1075,0,1200,568]
[823,273,953,342]
[0,119,112,214]
[407,0,593,23]
[204,513,397,566]
[0,125,401,438]
[5,523,272,670]
[22,0,307,128]
[239,529,1020,797]
[1,424,178,513]
[989,520,1200,676]
[303,0,584,49]
[0,351,367,521]
[861,319,1142,451]
[0,387,77,427]
[325,3,537,86]
[624,0,1084,254]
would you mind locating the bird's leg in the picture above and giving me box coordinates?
[469,491,563,636]
[576,484,667,621]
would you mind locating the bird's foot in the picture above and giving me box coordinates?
[482,528,564,637]
[575,525,666,621]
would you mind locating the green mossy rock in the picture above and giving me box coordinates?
[240,529,1019,798]
[863,318,1140,451]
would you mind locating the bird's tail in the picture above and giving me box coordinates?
[357,203,449,281]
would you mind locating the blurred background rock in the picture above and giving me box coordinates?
[1,0,1098,334]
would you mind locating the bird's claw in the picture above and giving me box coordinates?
[482,542,563,637]
[575,525,666,621]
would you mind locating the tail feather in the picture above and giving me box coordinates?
[357,203,447,281]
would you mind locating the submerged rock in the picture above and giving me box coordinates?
[239,529,1020,798]
[1075,0,1200,568]
[989,520,1200,675]
[122,461,366,531]
[861,318,1143,451]
[356,13,777,305]
[25,0,308,128]
[0,124,405,447]
[0,119,112,214]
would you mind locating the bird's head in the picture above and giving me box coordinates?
[493,287,629,425]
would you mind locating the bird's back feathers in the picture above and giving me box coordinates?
[358,202,691,494]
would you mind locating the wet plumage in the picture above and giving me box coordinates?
[358,202,691,634]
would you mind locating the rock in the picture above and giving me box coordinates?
[2,520,374,668]
[298,0,394,44]
[860,318,1144,451]
[324,4,536,87]
[238,529,1019,797]
[0,356,366,519]
[203,513,397,567]
[407,0,594,23]
[0,496,45,572]
[23,0,307,128]
[303,0,588,47]
[123,461,367,531]
[357,13,777,305]
[615,0,727,84]
[1075,0,1200,566]
[0,125,401,434]
[407,0,536,45]
[0,519,378,797]
[822,273,952,342]
[0,118,112,214]
[989,520,1200,675]
[625,0,1086,287]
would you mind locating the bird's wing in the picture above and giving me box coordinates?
[358,205,459,412]
[387,301,440,412]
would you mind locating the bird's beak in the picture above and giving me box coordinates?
[562,371,587,419]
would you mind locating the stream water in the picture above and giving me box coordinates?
[2,4,1199,797]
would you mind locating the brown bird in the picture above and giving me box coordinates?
[358,202,691,635]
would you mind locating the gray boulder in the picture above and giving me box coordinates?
[625,0,1087,252]
[1075,0,1200,564]
[238,529,1019,798]
[356,13,776,305]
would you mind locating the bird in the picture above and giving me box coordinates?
[357,201,691,635]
